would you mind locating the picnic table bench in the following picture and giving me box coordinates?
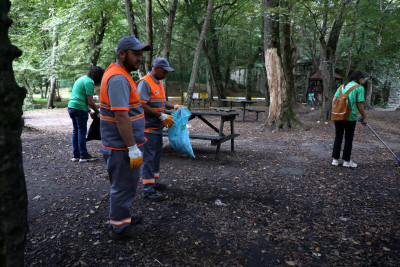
[244,107,266,121]
[164,110,239,158]
[209,107,236,112]
[220,99,258,121]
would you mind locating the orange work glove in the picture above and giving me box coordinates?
[128,144,143,169]
[159,113,174,127]
[174,104,186,110]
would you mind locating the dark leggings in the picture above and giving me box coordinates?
[332,121,357,161]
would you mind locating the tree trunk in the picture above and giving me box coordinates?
[202,19,226,103]
[345,0,360,79]
[319,0,351,121]
[40,78,44,98]
[262,0,300,130]
[161,0,178,99]
[205,62,214,101]
[47,76,56,109]
[47,24,57,109]
[281,0,296,106]
[90,11,108,66]
[184,0,214,108]
[19,72,33,102]
[125,0,139,37]
[145,0,153,73]
[0,1,28,265]
[320,60,335,120]
[365,69,373,109]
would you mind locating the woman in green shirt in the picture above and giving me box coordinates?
[68,66,104,162]
[331,70,367,168]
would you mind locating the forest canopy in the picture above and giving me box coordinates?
[9,0,400,108]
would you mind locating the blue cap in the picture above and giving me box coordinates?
[116,36,151,55]
[152,57,175,72]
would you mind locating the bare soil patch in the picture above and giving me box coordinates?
[22,107,400,266]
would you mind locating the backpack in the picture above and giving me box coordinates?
[331,84,360,122]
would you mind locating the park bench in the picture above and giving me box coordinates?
[244,107,266,121]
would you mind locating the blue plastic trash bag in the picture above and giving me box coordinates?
[168,107,195,158]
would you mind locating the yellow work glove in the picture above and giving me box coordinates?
[174,104,186,110]
[128,144,143,169]
[159,113,174,127]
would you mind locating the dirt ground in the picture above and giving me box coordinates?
[22,106,400,266]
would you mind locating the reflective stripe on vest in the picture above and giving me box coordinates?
[100,63,146,149]
[138,74,166,132]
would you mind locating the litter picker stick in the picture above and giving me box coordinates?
[359,118,400,166]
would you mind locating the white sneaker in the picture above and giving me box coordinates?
[331,159,339,166]
[311,108,315,110]
[343,161,357,168]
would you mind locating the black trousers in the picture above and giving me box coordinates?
[332,121,357,161]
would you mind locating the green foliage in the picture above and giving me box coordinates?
[8,0,400,104]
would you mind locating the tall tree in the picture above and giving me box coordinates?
[125,0,139,37]
[145,0,153,73]
[303,0,351,120]
[262,0,300,130]
[184,0,214,108]
[0,0,28,265]
[158,0,179,98]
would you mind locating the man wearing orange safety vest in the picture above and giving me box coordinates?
[99,36,150,241]
[137,57,184,202]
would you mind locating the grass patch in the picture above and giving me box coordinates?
[33,97,70,109]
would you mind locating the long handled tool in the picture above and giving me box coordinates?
[359,118,400,167]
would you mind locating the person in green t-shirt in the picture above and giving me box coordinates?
[331,70,367,168]
[308,92,316,110]
[68,66,104,162]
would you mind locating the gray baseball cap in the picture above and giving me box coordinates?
[116,36,151,55]
[152,57,175,72]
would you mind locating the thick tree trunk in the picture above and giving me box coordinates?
[281,1,296,107]
[320,60,335,120]
[145,0,153,73]
[125,0,139,37]
[184,0,214,108]
[262,0,300,130]
[0,1,28,265]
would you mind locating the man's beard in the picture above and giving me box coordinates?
[123,57,138,72]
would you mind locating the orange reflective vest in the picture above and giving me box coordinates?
[137,74,166,133]
[100,63,145,149]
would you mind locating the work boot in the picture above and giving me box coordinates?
[154,183,168,191]
[143,191,165,202]
[343,161,357,168]
[131,213,143,225]
[110,224,145,241]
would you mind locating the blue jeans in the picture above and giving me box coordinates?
[68,108,89,158]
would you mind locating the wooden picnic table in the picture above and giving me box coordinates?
[191,98,213,108]
[220,99,258,121]
[164,110,239,158]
